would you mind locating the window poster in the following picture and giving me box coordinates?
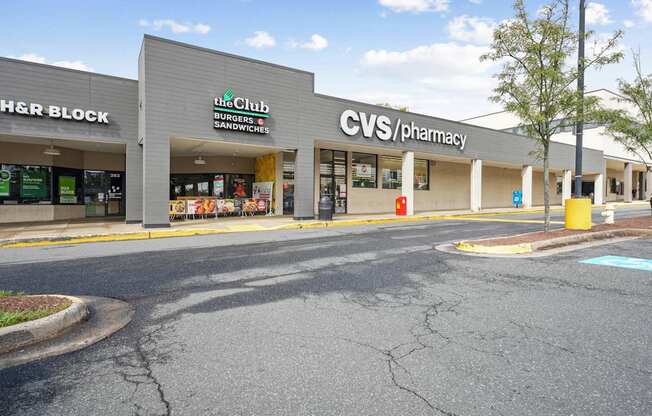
[252,182,273,200]
[20,169,47,199]
[213,175,225,198]
[232,177,247,198]
[59,176,77,203]
[0,170,10,197]
[355,164,372,178]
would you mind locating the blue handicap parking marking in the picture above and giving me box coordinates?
[580,255,652,272]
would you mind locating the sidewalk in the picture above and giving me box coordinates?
[0,201,648,248]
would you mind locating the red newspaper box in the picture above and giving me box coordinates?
[395,196,407,216]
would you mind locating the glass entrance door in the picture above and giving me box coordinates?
[319,149,347,214]
[84,171,124,217]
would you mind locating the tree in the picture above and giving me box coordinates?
[481,0,623,231]
[595,52,652,169]
[377,102,409,112]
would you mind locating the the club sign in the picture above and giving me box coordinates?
[339,109,467,151]
[213,88,270,134]
[0,98,109,124]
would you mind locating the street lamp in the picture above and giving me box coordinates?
[574,0,585,198]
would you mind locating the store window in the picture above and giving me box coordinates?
[170,173,254,199]
[229,174,251,198]
[381,156,402,189]
[283,151,295,215]
[414,159,429,190]
[170,174,212,198]
[609,177,622,195]
[352,152,377,188]
[0,165,52,204]
[556,176,563,195]
[53,167,83,205]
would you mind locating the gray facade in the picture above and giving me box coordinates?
[0,35,606,226]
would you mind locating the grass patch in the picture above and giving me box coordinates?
[0,294,72,328]
[0,290,24,298]
[0,304,69,328]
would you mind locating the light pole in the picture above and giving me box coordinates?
[574,0,585,198]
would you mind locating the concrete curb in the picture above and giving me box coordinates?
[0,203,645,249]
[0,295,89,354]
[455,228,652,255]
[0,296,134,369]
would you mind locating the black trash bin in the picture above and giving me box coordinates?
[318,195,333,221]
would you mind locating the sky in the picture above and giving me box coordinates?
[2,0,651,120]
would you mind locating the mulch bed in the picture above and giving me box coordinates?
[470,216,652,246]
[0,295,71,313]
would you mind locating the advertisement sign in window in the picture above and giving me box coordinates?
[252,182,273,200]
[20,169,48,199]
[213,175,225,198]
[0,170,10,197]
[59,176,77,203]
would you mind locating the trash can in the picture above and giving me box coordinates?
[318,195,333,221]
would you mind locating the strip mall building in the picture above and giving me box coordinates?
[1,35,650,227]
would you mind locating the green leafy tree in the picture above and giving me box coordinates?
[481,0,623,231]
[595,52,652,169]
[377,102,409,112]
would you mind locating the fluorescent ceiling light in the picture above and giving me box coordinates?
[194,155,206,165]
[43,145,61,156]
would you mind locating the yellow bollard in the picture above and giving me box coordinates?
[564,198,592,230]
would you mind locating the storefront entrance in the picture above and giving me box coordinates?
[84,171,124,217]
[319,149,347,214]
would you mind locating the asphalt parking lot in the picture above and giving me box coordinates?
[0,208,650,416]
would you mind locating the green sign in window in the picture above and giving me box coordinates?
[20,169,48,199]
[59,176,77,204]
[0,170,10,197]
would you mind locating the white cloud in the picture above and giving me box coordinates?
[52,60,93,71]
[361,42,491,80]
[586,2,612,25]
[447,15,496,45]
[623,19,635,28]
[357,41,498,118]
[632,0,652,22]
[588,32,625,57]
[139,19,211,35]
[378,0,449,14]
[289,34,329,51]
[468,0,482,4]
[245,31,276,48]
[10,53,93,71]
[10,53,46,64]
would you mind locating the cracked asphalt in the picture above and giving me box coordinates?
[0,208,650,416]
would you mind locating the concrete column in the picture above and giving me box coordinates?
[593,174,604,205]
[294,144,315,220]
[125,142,143,223]
[624,162,633,203]
[346,150,353,213]
[142,137,170,228]
[646,170,652,199]
[313,148,320,216]
[562,169,572,206]
[521,165,533,208]
[470,159,482,212]
[274,151,284,215]
[401,151,415,215]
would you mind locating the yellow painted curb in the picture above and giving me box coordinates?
[0,209,568,249]
[455,240,533,254]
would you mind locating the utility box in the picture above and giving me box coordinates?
[395,196,407,216]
